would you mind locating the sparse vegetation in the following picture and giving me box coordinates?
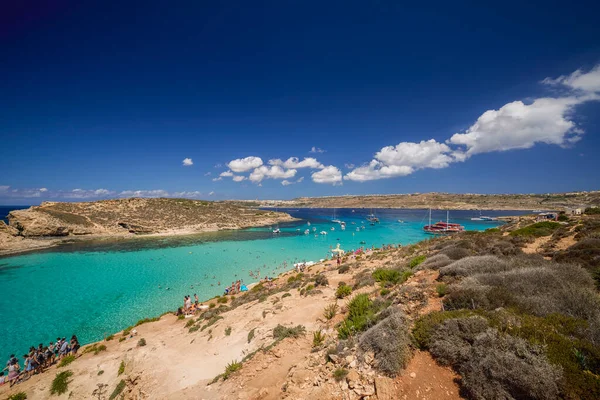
[585,207,600,215]
[380,288,390,296]
[185,318,196,328]
[118,360,125,376]
[135,316,160,326]
[247,328,256,343]
[137,338,146,347]
[372,268,402,285]
[223,360,242,380]
[282,292,291,298]
[50,370,73,395]
[408,255,426,268]
[510,221,561,237]
[105,334,114,341]
[314,274,329,286]
[217,296,228,304]
[7,392,27,400]
[338,264,350,273]
[108,379,126,400]
[324,303,339,320]
[57,354,75,368]
[333,368,349,381]
[335,284,352,299]
[225,326,232,336]
[97,370,104,375]
[338,294,388,339]
[436,283,447,297]
[313,331,326,348]
[83,343,107,355]
[273,324,306,340]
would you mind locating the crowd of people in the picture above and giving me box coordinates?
[1,336,80,387]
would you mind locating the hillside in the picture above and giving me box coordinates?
[2,214,598,399]
[259,191,600,210]
[0,198,295,254]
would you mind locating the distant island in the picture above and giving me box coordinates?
[0,198,296,255]
[246,191,600,210]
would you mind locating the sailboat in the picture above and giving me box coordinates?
[471,210,497,221]
[273,207,281,233]
[423,209,464,235]
[366,208,379,223]
[332,207,342,224]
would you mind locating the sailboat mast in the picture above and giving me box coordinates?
[446,210,449,232]
[429,208,432,226]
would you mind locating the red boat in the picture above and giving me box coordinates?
[423,210,465,235]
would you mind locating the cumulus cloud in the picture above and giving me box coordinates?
[0,186,205,201]
[309,146,325,153]
[227,156,263,172]
[39,188,48,192]
[311,165,342,185]
[208,191,215,196]
[182,158,193,166]
[232,175,246,182]
[172,191,202,198]
[281,177,305,186]
[344,163,355,169]
[542,64,600,93]
[204,172,211,176]
[345,140,454,182]
[119,189,170,198]
[269,157,324,169]
[249,165,297,183]
[212,177,222,182]
[447,97,587,158]
[220,171,234,177]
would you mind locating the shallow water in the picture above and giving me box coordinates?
[0,208,529,360]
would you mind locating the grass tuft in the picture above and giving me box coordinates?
[50,370,73,395]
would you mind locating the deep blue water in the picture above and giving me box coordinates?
[0,205,29,223]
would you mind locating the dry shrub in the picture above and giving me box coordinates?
[439,255,510,278]
[359,308,411,376]
[417,253,452,270]
[440,246,471,260]
[430,317,562,400]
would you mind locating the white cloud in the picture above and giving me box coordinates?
[344,163,355,169]
[212,177,222,182]
[542,64,600,93]
[232,175,246,182]
[281,177,305,186]
[220,171,234,177]
[182,158,193,166]
[172,191,202,198]
[311,165,342,185]
[227,156,263,172]
[269,157,324,169]
[204,172,211,176]
[120,190,170,198]
[39,188,48,192]
[309,146,325,153]
[208,191,215,196]
[345,140,454,182]
[447,97,588,158]
[214,163,223,168]
[249,165,297,183]
[94,189,111,196]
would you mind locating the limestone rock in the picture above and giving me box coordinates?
[375,376,395,400]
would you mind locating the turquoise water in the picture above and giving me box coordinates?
[0,208,527,360]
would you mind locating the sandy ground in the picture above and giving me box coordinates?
[0,253,462,400]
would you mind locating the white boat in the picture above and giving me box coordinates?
[331,207,341,223]
[307,221,311,226]
[330,227,335,231]
[304,229,310,235]
[320,231,328,235]
[273,228,281,234]
[356,227,360,232]
[341,225,345,231]
[312,227,317,232]
[398,219,405,223]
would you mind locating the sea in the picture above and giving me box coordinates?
[0,207,531,360]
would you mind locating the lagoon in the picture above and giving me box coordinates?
[0,208,529,359]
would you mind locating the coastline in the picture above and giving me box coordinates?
[0,216,301,257]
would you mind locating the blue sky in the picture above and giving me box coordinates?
[1,1,599,205]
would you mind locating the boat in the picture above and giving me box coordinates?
[331,207,342,224]
[366,208,379,223]
[320,231,328,235]
[352,210,355,213]
[307,221,311,226]
[398,219,405,223]
[273,228,281,234]
[330,226,335,231]
[312,227,317,232]
[356,227,360,232]
[471,211,497,221]
[340,225,345,231]
[423,209,465,235]
[304,229,310,235]
[532,209,545,213]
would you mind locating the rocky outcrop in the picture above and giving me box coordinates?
[1,198,296,254]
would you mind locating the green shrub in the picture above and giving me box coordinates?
[409,255,426,268]
[105,334,114,341]
[217,296,228,304]
[282,292,291,298]
[338,264,350,273]
[118,360,125,376]
[335,284,352,299]
[137,338,146,347]
[273,324,306,340]
[97,370,104,375]
[50,370,73,395]
[118,337,126,343]
[313,331,326,348]
[189,325,200,333]
[510,221,561,237]
[177,314,185,320]
[122,327,132,336]
[333,368,348,381]
[436,283,447,297]
[225,326,232,336]
[135,316,160,326]
[380,288,391,296]
[57,355,75,368]
[7,392,27,400]
[585,207,600,215]
[108,379,126,400]
[558,214,569,221]
[209,303,216,309]
[223,360,242,380]
[247,328,256,343]
[338,294,377,339]
[324,303,339,320]
[185,318,196,328]
[372,269,401,285]
[418,254,452,270]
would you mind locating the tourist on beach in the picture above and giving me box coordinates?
[70,335,80,354]
[194,294,199,305]
[59,338,69,358]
